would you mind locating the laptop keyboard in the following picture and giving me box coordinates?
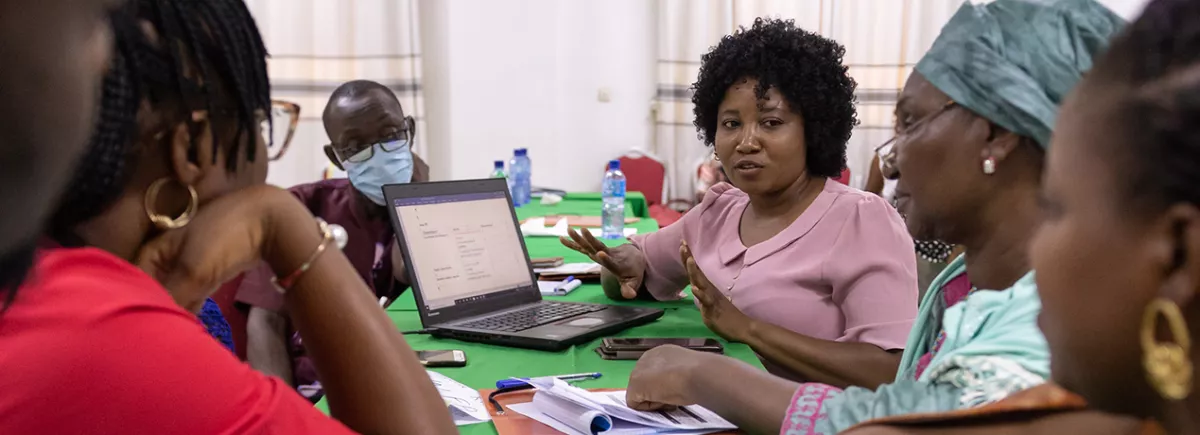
[457,302,607,333]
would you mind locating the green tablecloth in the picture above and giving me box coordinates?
[316,193,763,434]
[557,191,648,219]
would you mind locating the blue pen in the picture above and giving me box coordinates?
[496,372,602,389]
[553,276,580,295]
[555,276,576,290]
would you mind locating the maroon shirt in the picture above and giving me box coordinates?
[236,178,408,392]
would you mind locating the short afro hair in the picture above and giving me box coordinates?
[692,17,857,178]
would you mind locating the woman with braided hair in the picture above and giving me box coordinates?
[0,1,456,434]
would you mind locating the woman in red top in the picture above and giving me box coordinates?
[0,1,456,434]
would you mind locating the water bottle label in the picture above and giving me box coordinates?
[604,180,626,197]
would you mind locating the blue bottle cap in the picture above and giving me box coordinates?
[494,160,504,168]
[514,148,528,156]
[608,160,620,170]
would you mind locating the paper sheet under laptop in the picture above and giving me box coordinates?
[533,263,602,275]
[520,217,637,238]
[506,377,735,435]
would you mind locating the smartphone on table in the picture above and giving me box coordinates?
[597,338,723,360]
[416,349,467,367]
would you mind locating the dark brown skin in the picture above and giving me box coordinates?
[0,0,116,256]
[890,73,1043,292]
[622,71,1050,433]
[627,345,797,435]
[322,87,421,285]
[70,33,455,435]
[1032,64,1200,433]
[865,153,886,196]
[246,86,432,387]
[565,78,903,389]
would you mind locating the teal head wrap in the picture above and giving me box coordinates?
[915,0,1125,148]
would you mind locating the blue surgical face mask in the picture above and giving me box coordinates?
[344,139,414,206]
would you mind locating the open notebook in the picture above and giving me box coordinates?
[506,377,736,435]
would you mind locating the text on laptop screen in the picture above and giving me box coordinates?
[393,191,533,310]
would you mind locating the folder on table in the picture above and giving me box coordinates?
[484,377,738,435]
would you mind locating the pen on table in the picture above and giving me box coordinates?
[554,276,582,295]
[495,372,602,389]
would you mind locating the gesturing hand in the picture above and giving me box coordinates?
[680,241,754,342]
[136,185,317,313]
[559,227,647,299]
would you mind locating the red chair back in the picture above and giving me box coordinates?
[834,168,851,185]
[210,274,249,360]
[614,155,667,207]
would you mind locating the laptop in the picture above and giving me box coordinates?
[383,178,664,351]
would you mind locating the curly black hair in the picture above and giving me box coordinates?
[691,17,857,179]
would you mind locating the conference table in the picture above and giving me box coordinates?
[316,192,766,434]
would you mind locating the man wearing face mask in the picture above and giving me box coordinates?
[236,80,428,399]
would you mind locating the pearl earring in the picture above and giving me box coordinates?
[982,157,996,175]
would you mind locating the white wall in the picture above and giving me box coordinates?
[418,0,656,191]
[257,0,1149,191]
[1101,0,1151,18]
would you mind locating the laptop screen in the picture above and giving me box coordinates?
[392,190,534,310]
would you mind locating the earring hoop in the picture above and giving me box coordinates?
[713,151,720,162]
[1142,297,1194,401]
[144,178,198,230]
[982,157,997,175]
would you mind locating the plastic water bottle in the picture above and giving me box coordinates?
[509,149,532,207]
[490,160,506,179]
[601,160,626,239]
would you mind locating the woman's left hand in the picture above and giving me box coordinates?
[680,241,754,342]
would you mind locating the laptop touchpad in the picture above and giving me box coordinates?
[561,317,605,328]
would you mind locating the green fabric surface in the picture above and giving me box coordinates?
[316,193,764,434]
[556,191,648,218]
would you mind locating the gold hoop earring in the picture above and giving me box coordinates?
[1142,297,1194,401]
[144,178,198,230]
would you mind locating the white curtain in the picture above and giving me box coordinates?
[244,0,426,188]
[654,0,961,200]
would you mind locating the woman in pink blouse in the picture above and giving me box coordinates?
[562,18,918,388]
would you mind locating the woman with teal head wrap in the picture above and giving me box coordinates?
[621,1,1123,434]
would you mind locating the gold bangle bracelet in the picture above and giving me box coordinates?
[272,218,335,292]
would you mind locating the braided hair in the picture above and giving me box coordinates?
[4,0,270,311]
[1093,0,1200,214]
[49,0,269,237]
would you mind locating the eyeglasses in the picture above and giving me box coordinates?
[328,115,416,164]
[261,100,301,161]
[876,100,957,175]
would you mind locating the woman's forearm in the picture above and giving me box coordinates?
[741,319,902,389]
[271,220,455,434]
[686,353,798,435]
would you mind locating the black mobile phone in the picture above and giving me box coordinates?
[600,337,724,353]
[416,349,467,367]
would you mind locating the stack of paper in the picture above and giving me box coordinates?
[507,377,736,435]
[426,371,491,426]
[533,263,602,275]
[520,217,637,238]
